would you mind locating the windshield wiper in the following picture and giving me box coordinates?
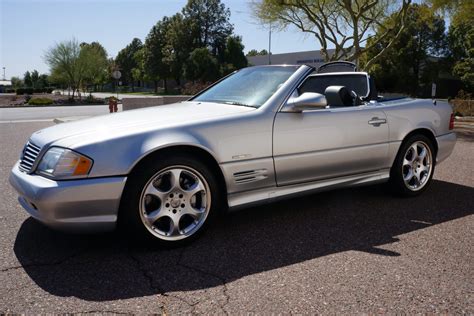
[223,101,254,108]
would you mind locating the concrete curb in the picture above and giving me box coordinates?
[53,116,90,124]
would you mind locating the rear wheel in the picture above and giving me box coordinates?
[389,135,435,196]
[119,154,222,247]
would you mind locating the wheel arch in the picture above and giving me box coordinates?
[127,144,228,205]
[391,128,439,168]
[402,128,438,156]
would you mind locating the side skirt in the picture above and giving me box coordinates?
[227,169,390,211]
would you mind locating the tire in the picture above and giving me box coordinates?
[389,134,436,197]
[118,153,223,247]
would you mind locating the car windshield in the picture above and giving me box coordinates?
[192,66,299,108]
[299,74,369,97]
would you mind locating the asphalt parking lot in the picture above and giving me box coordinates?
[0,121,473,314]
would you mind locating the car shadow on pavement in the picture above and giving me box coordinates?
[14,180,473,301]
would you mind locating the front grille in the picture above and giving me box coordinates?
[19,142,42,173]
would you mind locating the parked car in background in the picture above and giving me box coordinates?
[9,63,456,246]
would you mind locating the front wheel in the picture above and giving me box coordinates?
[119,154,222,247]
[389,135,435,196]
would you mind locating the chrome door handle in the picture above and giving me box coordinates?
[368,117,387,126]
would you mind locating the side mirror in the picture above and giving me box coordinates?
[287,92,327,112]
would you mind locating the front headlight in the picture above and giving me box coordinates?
[36,147,93,179]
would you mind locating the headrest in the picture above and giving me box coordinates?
[324,86,354,107]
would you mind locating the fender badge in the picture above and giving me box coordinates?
[232,154,251,160]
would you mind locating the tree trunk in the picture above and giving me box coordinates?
[164,79,168,94]
[154,80,158,94]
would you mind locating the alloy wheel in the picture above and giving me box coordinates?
[402,141,433,191]
[139,166,211,241]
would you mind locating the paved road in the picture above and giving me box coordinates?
[0,105,122,122]
[0,122,472,314]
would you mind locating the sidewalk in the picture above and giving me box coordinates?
[58,90,162,100]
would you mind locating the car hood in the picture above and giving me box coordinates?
[30,101,255,148]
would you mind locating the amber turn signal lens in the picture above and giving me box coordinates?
[73,156,93,176]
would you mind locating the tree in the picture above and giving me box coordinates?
[115,38,143,91]
[38,74,49,89]
[23,71,32,88]
[44,38,83,99]
[247,49,259,57]
[11,77,23,89]
[252,0,411,69]
[143,21,169,93]
[80,42,109,92]
[162,13,194,85]
[363,3,447,95]
[431,0,474,92]
[184,47,220,82]
[48,67,68,90]
[31,70,39,89]
[247,49,268,56]
[448,21,474,91]
[223,35,248,73]
[131,47,145,88]
[182,0,234,60]
[429,0,473,26]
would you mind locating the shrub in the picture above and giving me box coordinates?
[451,99,473,117]
[16,88,34,95]
[119,86,130,93]
[28,97,53,105]
[181,82,211,95]
[84,94,105,104]
[16,87,54,95]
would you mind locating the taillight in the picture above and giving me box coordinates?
[449,113,454,130]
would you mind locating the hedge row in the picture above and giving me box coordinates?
[451,99,474,117]
[16,88,54,95]
[28,97,54,105]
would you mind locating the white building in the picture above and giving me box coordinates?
[247,49,332,68]
[0,80,12,93]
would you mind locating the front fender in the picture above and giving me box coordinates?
[76,129,218,178]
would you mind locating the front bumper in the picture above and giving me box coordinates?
[9,162,127,233]
[436,132,457,164]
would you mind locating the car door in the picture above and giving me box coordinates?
[273,104,389,186]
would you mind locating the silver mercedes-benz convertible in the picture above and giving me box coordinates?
[9,62,456,246]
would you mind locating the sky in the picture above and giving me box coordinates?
[0,0,322,79]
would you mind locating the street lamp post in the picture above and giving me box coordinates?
[2,67,5,80]
[268,23,272,65]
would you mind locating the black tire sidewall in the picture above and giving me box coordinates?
[118,154,223,247]
[390,134,436,197]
